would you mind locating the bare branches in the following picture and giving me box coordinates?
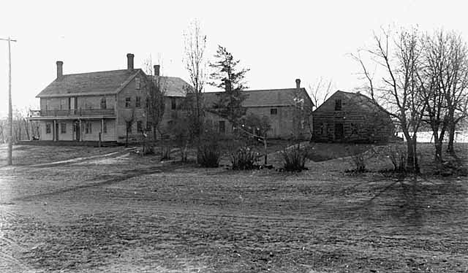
[308,77,333,108]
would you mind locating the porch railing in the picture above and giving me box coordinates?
[32,108,115,117]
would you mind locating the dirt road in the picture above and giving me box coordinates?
[1,145,468,272]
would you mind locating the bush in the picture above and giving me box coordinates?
[281,144,308,172]
[230,146,260,170]
[388,146,407,173]
[198,143,221,168]
[346,145,368,173]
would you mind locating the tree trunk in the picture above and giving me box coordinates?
[406,136,419,173]
[446,121,456,155]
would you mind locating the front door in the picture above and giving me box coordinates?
[55,123,59,141]
[74,121,80,141]
[335,123,344,141]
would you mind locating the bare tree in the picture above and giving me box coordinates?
[308,77,333,108]
[143,59,167,145]
[184,20,207,140]
[355,27,426,172]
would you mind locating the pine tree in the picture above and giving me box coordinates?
[209,45,250,127]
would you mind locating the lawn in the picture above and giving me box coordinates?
[0,142,467,272]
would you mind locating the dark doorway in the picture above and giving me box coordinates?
[55,123,59,141]
[335,123,344,141]
[74,121,80,141]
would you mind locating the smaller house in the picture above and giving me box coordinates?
[312,90,393,143]
[202,79,314,139]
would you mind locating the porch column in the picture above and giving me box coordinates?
[79,119,82,141]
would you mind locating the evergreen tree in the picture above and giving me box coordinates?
[209,45,250,127]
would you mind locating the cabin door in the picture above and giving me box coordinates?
[335,123,344,141]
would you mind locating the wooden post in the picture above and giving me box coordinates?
[1,37,17,165]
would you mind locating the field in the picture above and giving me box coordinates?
[0,142,467,272]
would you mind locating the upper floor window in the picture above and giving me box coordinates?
[136,96,141,108]
[270,108,278,115]
[125,97,131,108]
[101,97,107,109]
[335,99,342,111]
[135,77,141,90]
[171,97,177,110]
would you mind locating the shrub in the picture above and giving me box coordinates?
[230,146,260,170]
[281,144,308,172]
[388,146,407,173]
[346,145,368,173]
[198,143,221,168]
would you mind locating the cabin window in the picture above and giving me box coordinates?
[171,98,177,110]
[335,99,342,111]
[85,122,92,134]
[137,121,143,132]
[125,97,131,108]
[135,77,141,90]
[218,121,226,133]
[101,97,107,109]
[103,120,107,134]
[46,124,51,134]
[136,96,141,108]
[60,123,66,134]
[270,108,278,115]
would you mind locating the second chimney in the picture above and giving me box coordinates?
[295,78,301,89]
[56,61,63,79]
[127,53,134,70]
[154,65,160,76]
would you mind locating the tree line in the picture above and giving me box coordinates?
[354,27,468,172]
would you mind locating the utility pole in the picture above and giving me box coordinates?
[0,37,17,165]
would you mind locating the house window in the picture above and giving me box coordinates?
[126,121,132,133]
[335,99,342,111]
[270,108,278,115]
[171,97,177,110]
[219,120,226,133]
[135,77,141,90]
[60,123,66,134]
[145,97,150,108]
[136,96,141,108]
[85,122,92,134]
[125,97,131,108]
[103,120,107,134]
[137,121,143,132]
[101,97,107,109]
[46,124,51,134]
[146,121,152,131]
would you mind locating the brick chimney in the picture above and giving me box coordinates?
[154,65,160,76]
[295,78,301,89]
[127,53,134,70]
[56,61,63,78]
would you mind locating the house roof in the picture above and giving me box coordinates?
[37,69,192,98]
[314,90,388,114]
[36,69,142,98]
[148,76,191,97]
[202,88,313,108]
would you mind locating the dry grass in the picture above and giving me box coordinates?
[0,142,467,272]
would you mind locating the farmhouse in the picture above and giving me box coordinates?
[202,79,314,139]
[312,90,394,143]
[29,54,190,144]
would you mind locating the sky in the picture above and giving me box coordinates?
[1,0,468,118]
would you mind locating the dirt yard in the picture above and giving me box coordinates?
[0,143,467,272]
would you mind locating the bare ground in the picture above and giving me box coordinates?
[0,143,468,272]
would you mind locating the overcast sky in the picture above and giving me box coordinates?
[1,0,467,117]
